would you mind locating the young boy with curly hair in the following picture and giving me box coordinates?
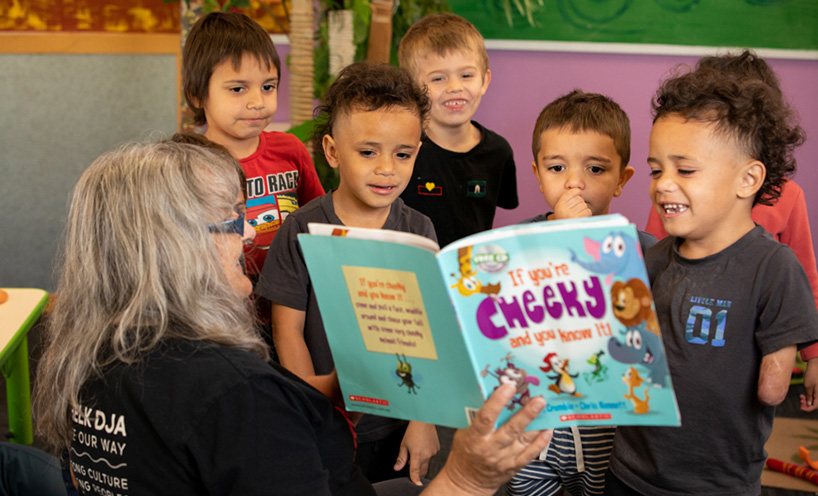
[606,51,818,495]
[257,62,440,487]
[397,13,518,247]
[643,51,818,413]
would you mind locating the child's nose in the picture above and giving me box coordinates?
[653,173,676,192]
[564,170,584,189]
[374,157,395,175]
[246,90,266,110]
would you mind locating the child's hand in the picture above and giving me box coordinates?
[801,358,818,412]
[551,188,592,220]
[394,421,440,485]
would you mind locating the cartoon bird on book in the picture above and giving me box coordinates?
[450,245,501,298]
[540,352,582,397]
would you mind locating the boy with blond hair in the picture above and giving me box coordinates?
[510,90,655,496]
[258,62,440,487]
[398,13,518,247]
[607,51,818,496]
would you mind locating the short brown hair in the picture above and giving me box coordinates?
[398,13,488,79]
[653,50,804,205]
[314,62,430,142]
[532,90,631,168]
[182,12,281,126]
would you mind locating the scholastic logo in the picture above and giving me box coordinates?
[560,414,612,422]
[349,395,389,406]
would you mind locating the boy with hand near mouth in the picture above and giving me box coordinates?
[509,90,655,496]
[258,62,440,487]
[398,13,518,247]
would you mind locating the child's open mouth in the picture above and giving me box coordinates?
[662,203,688,215]
[370,184,397,194]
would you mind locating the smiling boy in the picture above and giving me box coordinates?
[258,62,440,487]
[607,52,818,496]
[183,12,324,278]
[398,13,518,247]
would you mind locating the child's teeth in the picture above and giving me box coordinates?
[664,204,687,214]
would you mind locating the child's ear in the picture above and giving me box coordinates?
[613,166,636,197]
[531,161,544,195]
[737,160,765,199]
[480,69,492,96]
[323,134,340,169]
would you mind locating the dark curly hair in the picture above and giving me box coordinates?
[314,62,430,143]
[652,50,804,206]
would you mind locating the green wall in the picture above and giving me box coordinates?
[450,0,818,50]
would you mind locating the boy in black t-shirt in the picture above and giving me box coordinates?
[397,13,518,247]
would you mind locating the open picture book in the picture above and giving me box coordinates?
[298,214,680,430]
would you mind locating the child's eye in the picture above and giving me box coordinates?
[263,83,277,92]
[648,169,661,178]
[548,165,565,173]
[359,150,376,158]
[396,152,414,160]
[462,73,474,79]
[430,76,444,82]
[228,86,245,93]
[588,165,606,174]
[678,169,695,175]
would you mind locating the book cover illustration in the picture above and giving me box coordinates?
[299,215,680,430]
[300,227,487,429]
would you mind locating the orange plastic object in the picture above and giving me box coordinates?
[799,446,818,470]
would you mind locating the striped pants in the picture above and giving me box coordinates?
[507,426,616,496]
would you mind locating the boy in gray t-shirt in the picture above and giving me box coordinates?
[607,51,818,496]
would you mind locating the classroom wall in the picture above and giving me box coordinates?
[0,52,178,291]
[2,41,815,292]
[473,49,818,252]
[272,45,818,252]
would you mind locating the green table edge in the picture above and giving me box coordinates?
[1,289,49,445]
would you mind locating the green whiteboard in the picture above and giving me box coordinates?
[449,0,818,51]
